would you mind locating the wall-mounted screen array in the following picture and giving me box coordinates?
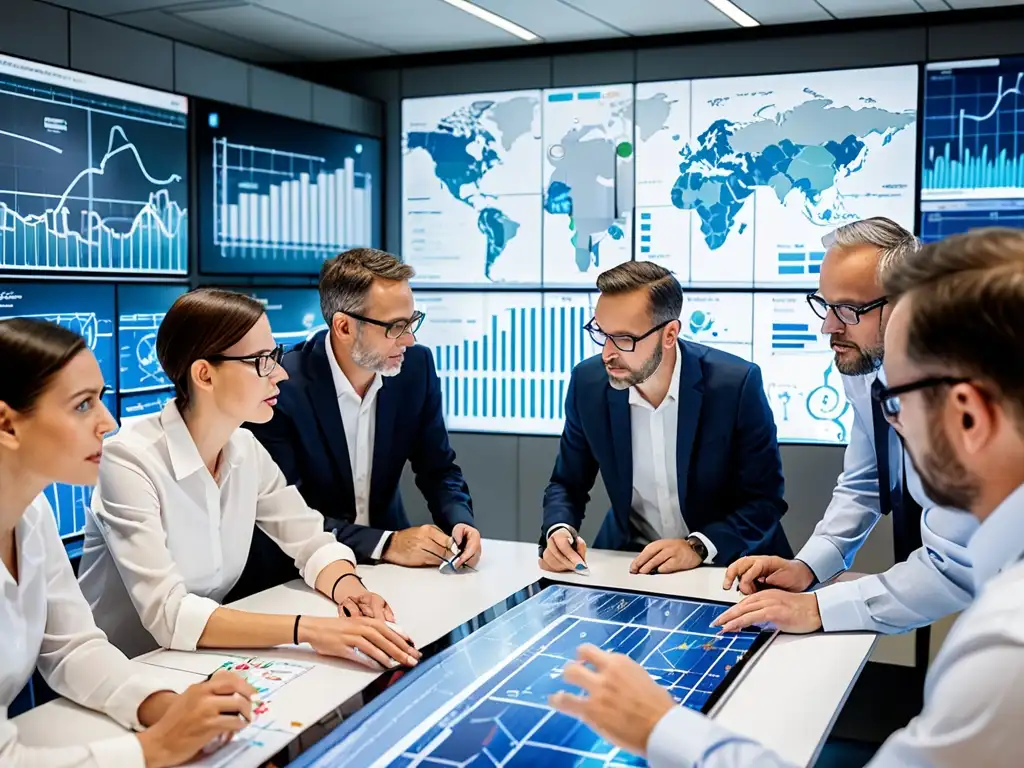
[402,65,920,289]
[414,291,852,445]
[229,286,326,347]
[0,53,189,276]
[0,279,184,546]
[195,99,383,276]
[920,57,1024,241]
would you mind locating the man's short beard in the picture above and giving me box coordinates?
[606,342,663,390]
[834,341,884,376]
[352,328,402,377]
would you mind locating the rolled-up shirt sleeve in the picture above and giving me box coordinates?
[251,437,356,589]
[92,444,221,651]
[647,707,799,768]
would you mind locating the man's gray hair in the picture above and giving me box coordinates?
[822,216,920,282]
[319,247,415,326]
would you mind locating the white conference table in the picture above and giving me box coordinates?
[15,539,876,766]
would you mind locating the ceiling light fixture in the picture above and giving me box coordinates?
[440,0,541,42]
[704,0,760,28]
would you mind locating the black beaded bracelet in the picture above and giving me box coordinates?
[331,572,365,602]
[293,614,302,646]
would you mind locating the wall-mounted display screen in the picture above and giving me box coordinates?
[195,99,382,275]
[235,286,326,349]
[0,53,189,276]
[117,283,187,393]
[920,57,1024,241]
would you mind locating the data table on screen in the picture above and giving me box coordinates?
[0,54,188,275]
[414,292,599,436]
[633,66,918,288]
[752,294,853,445]
[403,91,544,287]
[920,57,1024,241]
[196,100,381,275]
[542,84,635,287]
[117,284,186,393]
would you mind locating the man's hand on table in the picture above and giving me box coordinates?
[550,644,675,757]
[722,556,816,595]
[712,589,823,634]
[630,538,702,575]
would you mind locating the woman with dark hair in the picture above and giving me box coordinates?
[0,317,256,766]
[78,289,420,670]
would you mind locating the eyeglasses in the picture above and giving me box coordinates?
[207,344,284,378]
[807,293,888,325]
[871,375,970,422]
[343,310,425,339]
[584,318,672,352]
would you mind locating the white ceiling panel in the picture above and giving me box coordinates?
[45,0,197,12]
[817,0,931,16]
[471,0,628,41]
[946,0,1024,8]
[916,0,954,9]
[558,0,740,35]
[175,4,392,59]
[731,0,834,23]
[251,0,526,52]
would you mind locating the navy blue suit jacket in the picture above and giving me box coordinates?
[248,331,474,564]
[543,341,791,564]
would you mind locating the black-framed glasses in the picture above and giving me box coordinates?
[343,310,425,339]
[807,293,888,325]
[871,375,970,422]
[584,318,672,352]
[207,344,284,378]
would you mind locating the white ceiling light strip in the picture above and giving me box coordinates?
[705,0,760,27]
[440,0,541,42]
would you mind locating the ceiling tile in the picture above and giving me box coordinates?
[251,0,530,53]
[817,0,929,16]
[731,0,834,23]
[547,0,740,35]
[471,0,627,41]
[174,4,392,59]
[946,0,1024,8]
[47,0,228,14]
[916,0,954,9]
[112,8,294,61]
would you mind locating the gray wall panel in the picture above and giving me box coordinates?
[402,57,552,98]
[385,95,402,253]
[1,0,69,67]
[312,83,383,136]
[70,12,173,91]
[927,20,1024,61]
[637,28,927,82]
[174,43,248,106]
[249,66,313,120]
[552,50,636,88]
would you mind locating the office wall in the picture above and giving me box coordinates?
[1,0,383,139]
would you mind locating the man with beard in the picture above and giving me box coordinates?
[712,217,975,656]
[539,260,790,574]
[245,248,481,574]
[548,227,1024,766]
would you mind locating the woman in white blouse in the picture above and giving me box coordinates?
[78,288,420,670]
[0,317,257,767]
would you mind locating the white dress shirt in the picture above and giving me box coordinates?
[794,369,975,633]
[548,348,716,561]
[3,494,167,767]
[78,400,356,659]
[326,340,392,560]
[645,483,1024,768]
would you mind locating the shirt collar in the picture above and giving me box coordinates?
[160,399,243,482]
[628,344,682,409]
[327,334,382,403]
[967,482,1024,590]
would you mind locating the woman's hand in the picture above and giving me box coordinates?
[333,575,395,622]
[136,671,256,768]
[299,615,422,670]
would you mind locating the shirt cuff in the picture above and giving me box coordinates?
[815,577,877,632]
[301,541,358,590]
[103,675,172,732]
[371,532,393,562]
[169,593,222,651]
[689,532,717,565]
[794,535,847,584]
[647,706,728,768]
[547,524,577,540]
[88,734,146,768]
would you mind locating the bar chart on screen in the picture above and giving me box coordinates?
[414,292,598,435]
[211,138,372,267]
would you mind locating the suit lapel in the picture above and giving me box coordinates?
[307,336,355,505]
[606,384,633,513]
[370,376,398,512]
[675,342,704,512]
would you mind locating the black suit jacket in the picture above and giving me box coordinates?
[248,331,474,566]
[542,341,791,564]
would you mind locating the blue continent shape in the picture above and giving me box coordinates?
[544,181,573,215]
[477,207,520,279]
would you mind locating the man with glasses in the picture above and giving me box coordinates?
[245,248,481,574]
[539,260,790,574]
[715,217,974,661]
